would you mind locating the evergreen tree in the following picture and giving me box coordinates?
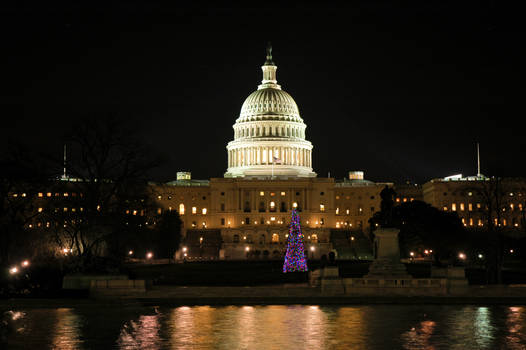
[283,209,308,272]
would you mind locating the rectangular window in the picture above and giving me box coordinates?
[336,207,339,215]
[452,203,457,211]
[260,191,265,196]
[443,206,448,211]
[460,203,465,211]
[346,209,350,215]
[245,217,250,225]
[202,208,207,215]
[220,203,225,211]
[468,203,473,211]
[38,192,43,197]
[320,204,325,212]
[477,203,481,209]
[221,218,225,225]
[280,191,286,196]
[192,207,197,214]
[157,208,162,214]
[469,218,473,226]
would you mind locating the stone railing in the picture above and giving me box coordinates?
[343,277,447,296]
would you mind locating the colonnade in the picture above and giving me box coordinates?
[228,146,312,168]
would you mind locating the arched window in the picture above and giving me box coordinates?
[311,234,318,243]
[179,204,185,215]
[272,233,279,243]
[270,201,276,212]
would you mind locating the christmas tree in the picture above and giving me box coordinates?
[283,208,308,273]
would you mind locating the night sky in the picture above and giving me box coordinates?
[2,2,524,184]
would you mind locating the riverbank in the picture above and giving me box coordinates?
[3,284,526,308]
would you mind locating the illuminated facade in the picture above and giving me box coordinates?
[423,176,526,228]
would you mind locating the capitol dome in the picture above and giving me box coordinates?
[225,45,316,178]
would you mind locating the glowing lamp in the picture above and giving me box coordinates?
[458,253,466,260]
[245,246,250,252]
[22,260,29,267]
[146,252,153,259]
[9,267,18,274]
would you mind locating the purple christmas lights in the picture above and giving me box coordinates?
[283,209,308,273]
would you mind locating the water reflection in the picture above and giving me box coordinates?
[505,306,526,349]
[51,308,84,350]
[5,305,526,349]
[118,313,162,349]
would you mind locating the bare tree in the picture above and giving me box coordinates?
[0,144,49,267]
[44,117,163,270]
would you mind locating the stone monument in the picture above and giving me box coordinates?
[366,185,411,278]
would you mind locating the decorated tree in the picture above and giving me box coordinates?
[283,209,308,272]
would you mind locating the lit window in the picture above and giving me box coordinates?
[478,219,483,226]
[179,204,185,215]
[38,192,43,197]
[270,192,275,197]
[503,219,507,226]
[460,203,465,211]
[468,203,473,211]
[462,218,465,225]
[452,203,457,211]
[443,206,448,211]
[63,207,68,212]
[22,193,26,197]
[270,201,275,209]
[477,203,481,209]
[63,193,68,197]
[346,209,350,215]
[311,234,318,243]
[38,207,43,212]
[260,191,265,196]
[158,195,162,200]
[403,198,407,202]
[47,192,52,197]
[12,193,17,198]
[510,204,514,211]
[272,233,279,242]
[336,207,339,215]
[320,204,325,212]
[469,218,473,226]
[293,202,298,208]
[270,216,276,221]
[192,207,197,214]
[202,208,207,215]
[320,218,324,225]
[157,208,162,214]
[133,210,137,216]
[281,191,286,196]
[396,198,400,203]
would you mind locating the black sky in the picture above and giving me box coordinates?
[1,1,524,183]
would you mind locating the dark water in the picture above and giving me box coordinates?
[4,305,526,349]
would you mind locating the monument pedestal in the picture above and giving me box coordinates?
[366,228,411,279]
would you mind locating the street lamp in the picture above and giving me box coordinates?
[9,267,18,275]
[146,252,153,259]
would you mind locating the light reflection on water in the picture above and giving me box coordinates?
[5,305,526,349]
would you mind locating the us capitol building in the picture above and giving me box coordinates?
[151,47,389,260]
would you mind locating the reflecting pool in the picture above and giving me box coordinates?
[5,305,526,349]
